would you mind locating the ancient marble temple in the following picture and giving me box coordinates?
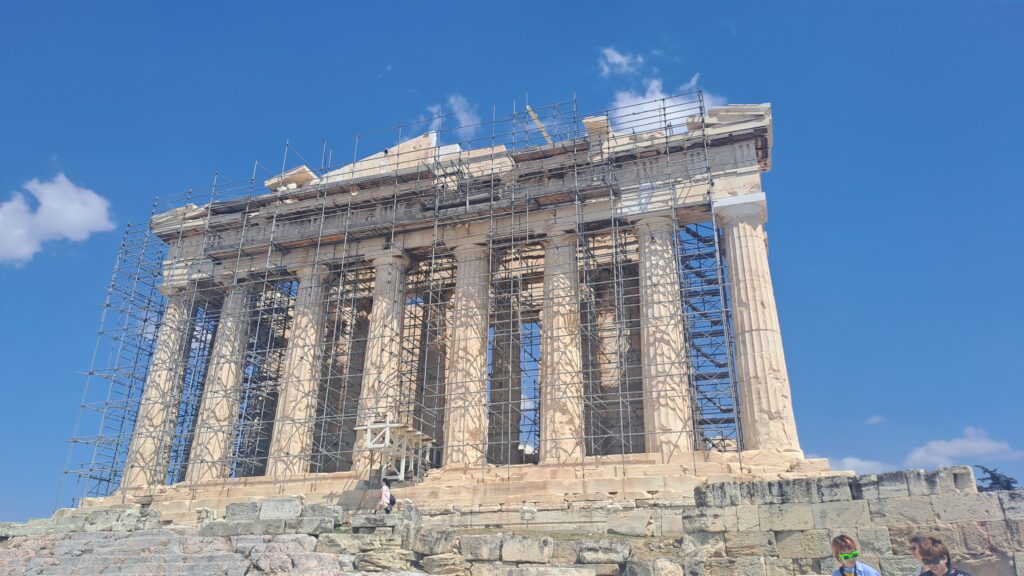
[85,99,830,519]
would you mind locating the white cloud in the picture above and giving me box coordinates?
[865,415,884,425]
[447,94,481,141]
[905,427,1023,469]
[598,47,644,78]
[0,173,115,265]
[829,456,897,475]
[609,76,728,134]
[421,94,481,143]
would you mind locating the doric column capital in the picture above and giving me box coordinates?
[367,250,409,269]
[541,233,577,250]
[450,242,489,260]
[633,214,677,233]
[288,263,330,282]
[713,193,767,226]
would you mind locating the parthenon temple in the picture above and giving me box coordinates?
[70,94,831,519]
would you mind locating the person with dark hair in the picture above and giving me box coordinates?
[917,537,971,576]
[830,534,881,576]
[375,478,395,514]
[909,536,925,575]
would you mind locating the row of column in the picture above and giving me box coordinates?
[122,198,800,490]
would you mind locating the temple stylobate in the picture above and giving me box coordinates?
[77,95,829,520]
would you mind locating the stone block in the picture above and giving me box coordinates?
[577,539,631,564]
[680,506,738,533]
[351,513,402,530]
[503,534,553,563]
[258,497,302,521]
[957,554,1014,576]
[421,552,471,575]
[552,540,581,564]
[1010,520,1024,551]
[300,503,344,523]
[817,476,854,503]
[740,481,786,505]
[932,492,1004,522]
[811,500,871,529]
[608,515,658,537]
[855,527,892,556]
[879,555,921,575]
[1001,491,1024,521]
[736,556,767,576]
[957,520,1014,555]
[355,548,415,572]
[695,482,742,507]
[315,532,361,555]
[888,523,962,554]
[284,517,334,535]
[775,530,831,559]
[867,496,935,525]
[737,505,759,531]
[224,502,261,521]
[624,558,684,576]
[460,533,504,561]
[472,562,509,576]
[681,558,737,576]
[1016,552,1024,576]
[676,531,726,559]
[758,504,814,531]
[764,557,793,576]
[725,531,777,556]
[413,527,458,555]
[852,471,909,500]
[511,568,598,576]
[661,514,684,538]
[589,563,622,576]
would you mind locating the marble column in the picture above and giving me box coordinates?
[636,216,695,459]
[539,235,585,463]
[185,282,251,483]
[442,244,490,468]
[352,252,409,473]
[266,264,329,478]
[122,291,195,489]
[715,196,801,454]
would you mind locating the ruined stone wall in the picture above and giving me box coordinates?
[4,467,1023,576]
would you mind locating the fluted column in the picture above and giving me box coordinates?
[539,235,585,463]
[352,252,409,473]
[442,244,490,468]
[636,216,694,459]
[122,291,195,489]
[185,282,252,483]
[715,196,801,453]
[266,264,329,478]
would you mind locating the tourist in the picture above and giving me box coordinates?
[376,478,394,514]
[917,537,971,576]
[830,534,881,576]
[909,536,925,575]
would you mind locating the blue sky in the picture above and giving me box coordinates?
[1,1,1022,521]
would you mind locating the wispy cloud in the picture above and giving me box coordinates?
[598,47,644,78]
[865,415,884,425]
[420,93,482,142]
[609,76,727,133]
[0,173,115,265]
[905,427,1023,469]
[828,456,897,475]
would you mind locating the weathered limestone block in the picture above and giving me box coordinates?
[888,523,962,554]
[931,493,1005,522]
[867,496,936,525]
[315,532,362,555]
[414,527,459,555]
[577,539,631,564]
[230,534,270,554]
[661,515,684,538]
[624,558,684,576]
[608,514,659,537]
[758,504,814,531]
[957,520,1015,555]
[355,548,415,571]
[300,503,345,524]
[421,552,471,575]
[737,505,760,531]
[736,556,767,576]
[284,517,334,534]
[764,557,794,576]
[852,471,910,500]
[459,532,504,561]
[957,554,1015,576]
[725,531,777,556]
[552,539,582,564]
[811,500,871,529]
[199,519,287,537]
[774,529,831,559]
[472,562,509,576]
[855,526,893,556]
[680,558,741,576]
[258,498,303,521]
[511,567,599,576]
[225,501,262,521]
[503,534,554,563]
[879,555,922,575]
[681,506,739,533]
[676,531,726,559]
[1000,490,1024,521]
[1016,552,1024,576]
[695,482,742,507]
[351,513,402,531]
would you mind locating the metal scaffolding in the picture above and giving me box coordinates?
[62,91,754,505]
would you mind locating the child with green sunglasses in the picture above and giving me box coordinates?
[830,535,881,576]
